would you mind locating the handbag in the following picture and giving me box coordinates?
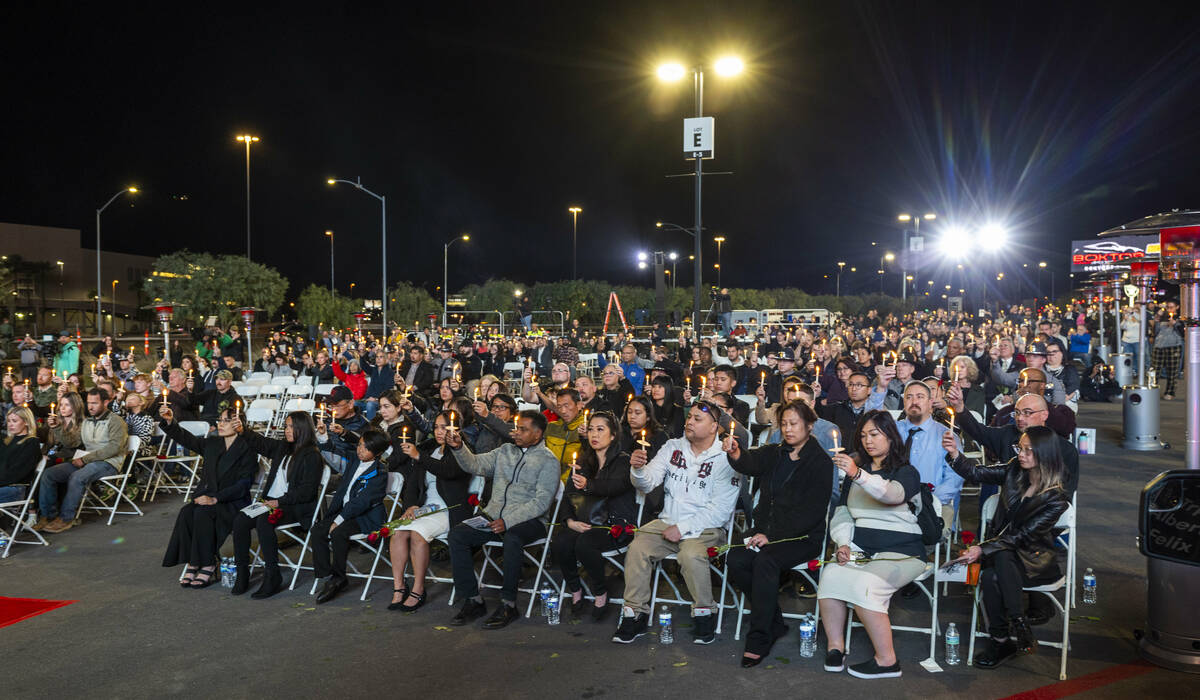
[573,495,610,527]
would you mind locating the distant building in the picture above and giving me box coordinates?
[1,222,157,338]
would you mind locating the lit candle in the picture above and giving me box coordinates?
[474,386,480,400]
[947,406,956,432]
[235,399,241,413]
[760,370,766,385]
[831,429,843,453]
[638,429,648,448]
[513,416,519,431]
[90,363,95,374]
[50,402,56,413]
[571,451,577,465]
[162,387,168,401]
[953,363,961,385]
[700,376,707,391]
[448,412,456,431]
[627,393,633,403]
[401,426,408,442]
[318,403,325,421]
[583,409,590,424]
[814,365,820,383]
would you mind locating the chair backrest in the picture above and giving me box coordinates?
[313,383,339,398]
[888,409,903,420]
[258,384,282,396]
[283,398,315,413]
[969,410,984,425]
[236,384,260,398]
[294,375,314,386]
[736,394,758,412]
[120,435,142,473]
[502,362,525,374]
[249,372,273,382]
[286,384,312,397]
[308,467,333,527]
[180,421,210,438]
[245,407,274,425]
[386,471,405,496]
[248,398,280,413]
[273,375,296,386]
[1,456,46,506]
[517,401,539,412]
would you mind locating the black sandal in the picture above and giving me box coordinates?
[180,566,199,588]
[387,587,409,611]
[400,590,426,612]
[190,566,217,589]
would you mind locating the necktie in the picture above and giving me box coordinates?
[904,427,922,455]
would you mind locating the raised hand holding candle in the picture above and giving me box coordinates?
[637,429,649,449]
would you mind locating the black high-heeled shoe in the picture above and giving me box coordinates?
[741,654,764,668]
[400,590,426,612]
[190,566,218,589]
[180,566,199,588]
[231,566,251,596]
[387,587,409,611]
[251,569,284,599]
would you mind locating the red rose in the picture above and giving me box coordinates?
[467,494,480,507]
[926,483,935,490]
[609,525,623,538]
[367,532,380,544]
[706,547,719,559]
[623,525,635,536]
[267,508,282,524]
[962,531,976,545]
[380,526,391,537]
[806,559,821,571]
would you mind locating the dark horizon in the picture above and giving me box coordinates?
[4,2,1200,303]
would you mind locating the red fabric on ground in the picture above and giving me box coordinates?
[0,596,76,628]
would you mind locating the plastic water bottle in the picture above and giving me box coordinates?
[798,613,816,657]
[220,557,235,588]
[945,622,961,665]
[658,605,673,644]
[0,532,9,551]
[538,581,554,617]
[546,596,560,625]
[1083,568,1097,604]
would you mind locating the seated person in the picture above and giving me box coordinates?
[818,410,928,680]
[543,388,585,475]
[445,410,560,630]
[614,401,740,646]
[0,406,42,503]
[43,392,84,463]
[551,411,636,622]
[232,411,324,598]
[159,404,256,588]
[619,396,668,457]
[895,380,962,532]
[388,411,472,612]
[315,385,368,474]
[37,388,128,533]
[724,400,833,667]
[311,430,391,604]
[471,392,518,453]
[943,426,1070,669]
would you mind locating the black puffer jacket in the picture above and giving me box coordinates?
[948,454,1070,581]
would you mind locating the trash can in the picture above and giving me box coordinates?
[1123,385,1166,451]
[1139,470,1200,672]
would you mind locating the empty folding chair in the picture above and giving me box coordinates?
[175,421,213,500]
[286,384,314,401]
[257,384,282,400]
[235,384,261,400]
[0,457,49,558]
[313,384,339,401]
[273,375,296,386]
[248,371,273,383]
[141,425,204,502]
[244,405,276,435]
[294,375,314,386]
[81,436,144,525]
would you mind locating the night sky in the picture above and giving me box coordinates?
[4,2,1200,302]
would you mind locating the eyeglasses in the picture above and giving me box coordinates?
[1010,443,1034,455]
[1013,408,1046,417]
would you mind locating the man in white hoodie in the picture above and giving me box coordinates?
[613,400,741,645]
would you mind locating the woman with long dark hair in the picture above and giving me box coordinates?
[817,410,927,680]
[943,425,1070,669]
[551,411,636,622]
[619,396,667,457]
[229,410,325,598]
[647,375,684,438]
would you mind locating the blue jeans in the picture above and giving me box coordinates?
[719,311,732,335]
[38,461,117,521]
[357,399,379,421]
[0,485,26,504]
[521,315,532,331]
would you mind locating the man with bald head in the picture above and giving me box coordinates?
[992,367,1076,439]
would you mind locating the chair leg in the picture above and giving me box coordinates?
[967,586,981,666]
[734,590,746,641]
[290,531,313,591]
[1058,592,1070,680]
[844,605,855,653]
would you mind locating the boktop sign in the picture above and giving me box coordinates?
[1070,235,1159,272]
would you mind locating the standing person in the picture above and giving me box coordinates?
[818,410,927,680]
[614,401,740,645]
[943,426,1070,669]
[232,411,324,598]
[37,389,128,533]
[517,295,533,331]
[723,400,833,667]
[1151,306,1183,400]
[17,335,43,382]
[54,330,79,380]
[715,288,733,336]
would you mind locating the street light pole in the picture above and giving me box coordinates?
[443,234,470,323]
[95,187,137,335]
[836,261,845,296]
[569,207,582,281]
[56,261,64,325]
[111,280,118,332]
[236,135,259,259]
[898,213,936,302]
[325,230,335,292]
[713,236,725,287]
[327,177,387,335]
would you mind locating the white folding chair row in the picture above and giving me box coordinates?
[257,384,283,399]
[476,481,565,618]
[80,436,144,525]
[249,465,332,590]
[503,362,525,394]
[967,492,1077,680]
[141,422,208,502]
[0,457,49,558]
[285,384,315,400]
[578,353,599,378]
[313,383,340,399]
[295,375,314,386]
[273,375,296,386]
[648,506,739,633]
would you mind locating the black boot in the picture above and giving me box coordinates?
[1010,616,1038,654]
[974,638,1019,669]
[251,567,284,599]
[231,566,251,596]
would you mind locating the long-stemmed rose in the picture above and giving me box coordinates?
[706,534,809,559]
[366,503,462,543]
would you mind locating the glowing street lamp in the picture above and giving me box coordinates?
[236,134,260,259]
[327,176,388,332]
[95,186,138,334]
[443,234,471,322]
[713,235,726,286]
[569,206,583,280]
[897,212,935,300]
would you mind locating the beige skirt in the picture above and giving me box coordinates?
[816,552,930,613]
[391,510,450,543]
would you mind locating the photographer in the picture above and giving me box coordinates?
[713,288,733,336]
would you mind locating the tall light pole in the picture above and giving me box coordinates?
[713,235,725,287]
[327,177,387,333]
[111,280,119,332]
[325,230,335,292]
[669,252,678,288]
[568,206,582,281]
[657,55,744,334]
[96,186,138,334]
[897,212,936,301]
[880,252,895,293]
[443,234,470,322]
[236,134,259,259]
[56,261,64,324]
[836,261,846,296]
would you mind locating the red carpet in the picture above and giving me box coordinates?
[999,660,1157,699]
[0,596,76,628]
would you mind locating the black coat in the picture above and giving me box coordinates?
[397,360,436,396]
[818,400,871,446]
[399,444,471,528]
[240,430,324,528]
[957,408,1079,495]
[163,421,256,508]
[325,459,388,533]
[562,449,638,527]
[947,454,1070,581]
[0,435,40,487]
[730,438,834,543]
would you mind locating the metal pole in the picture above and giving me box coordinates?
[329,232,335,292]
[1098,288,1107,361]
[1183,281,1200,469]
[901,224,908,301]
[381,196,387,339]
[693,69,704,336]
[95,208,102,335]
[1138,300,1148,384]
[1113,277,1122,360]
[443,242,449,323]
[572,211,578,281]
[245,140,252,260]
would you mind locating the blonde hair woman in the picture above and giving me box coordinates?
[0,406,41,503]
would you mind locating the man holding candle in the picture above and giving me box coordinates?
[315,385,369,475]
[543,388,585,477]
[895,381,962,532]
[38,388,129,533]
[818,370,886,444]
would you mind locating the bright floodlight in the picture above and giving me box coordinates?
[127,187,138,193]
[637,252,648,261]
[657,63,686,81]
[326,178,336,185]
[923,213,937,220]
[714,56,744,77]
[979,223,1007,251]
[513,289,523,297]
[897,213,912,222]
[462,234,470,241]
[940,226,970,256]
[884,252,895,262]
[668,252,678,260]
[638,261,648,270]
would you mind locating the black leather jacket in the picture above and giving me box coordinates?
[948,454,1069,581]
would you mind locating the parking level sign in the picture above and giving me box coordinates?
[683,117,714,159]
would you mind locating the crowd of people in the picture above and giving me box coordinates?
[0,300,1117,678]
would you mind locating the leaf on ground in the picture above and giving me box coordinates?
[672,661,688,667]
[304,607,316,611]
[550,652,560,658]
[433,625,453,631]
[292,602,305,608]
[775,656,790,664]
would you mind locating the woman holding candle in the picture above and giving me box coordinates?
[647,375,685,438]
[369,389,418,455]
[388,410,472,612]
[948,355,985,419]
[45,392,85,460]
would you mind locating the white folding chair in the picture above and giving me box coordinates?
[248,398,280,419]
[436,475,486,606]
[843,541,942,672]
[294,375,314,386]
[273,375,296,386]
[258,384,283,400]
[235,384,261,399]
[249,371,273,382]
[282,398,316,414]
[313,383,339,398]
[81,436,143,525]
[516,401,540,413]
[249,466,332,590]
[341,472,406,600]
[578,353,599,378]
[967,493,1077,680]
[502,362,525,394]
[245,406,276,435]
[475,482,565,618]
[649,507,740,634]
[286,384,314,400]
[0,457,49,558]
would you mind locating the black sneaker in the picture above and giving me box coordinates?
[691,613,717,644]
[612,608,649,644]
[974,638,1019,669]
[824,648,846,672]
[450,598,487,626]
[847,658,902,679]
